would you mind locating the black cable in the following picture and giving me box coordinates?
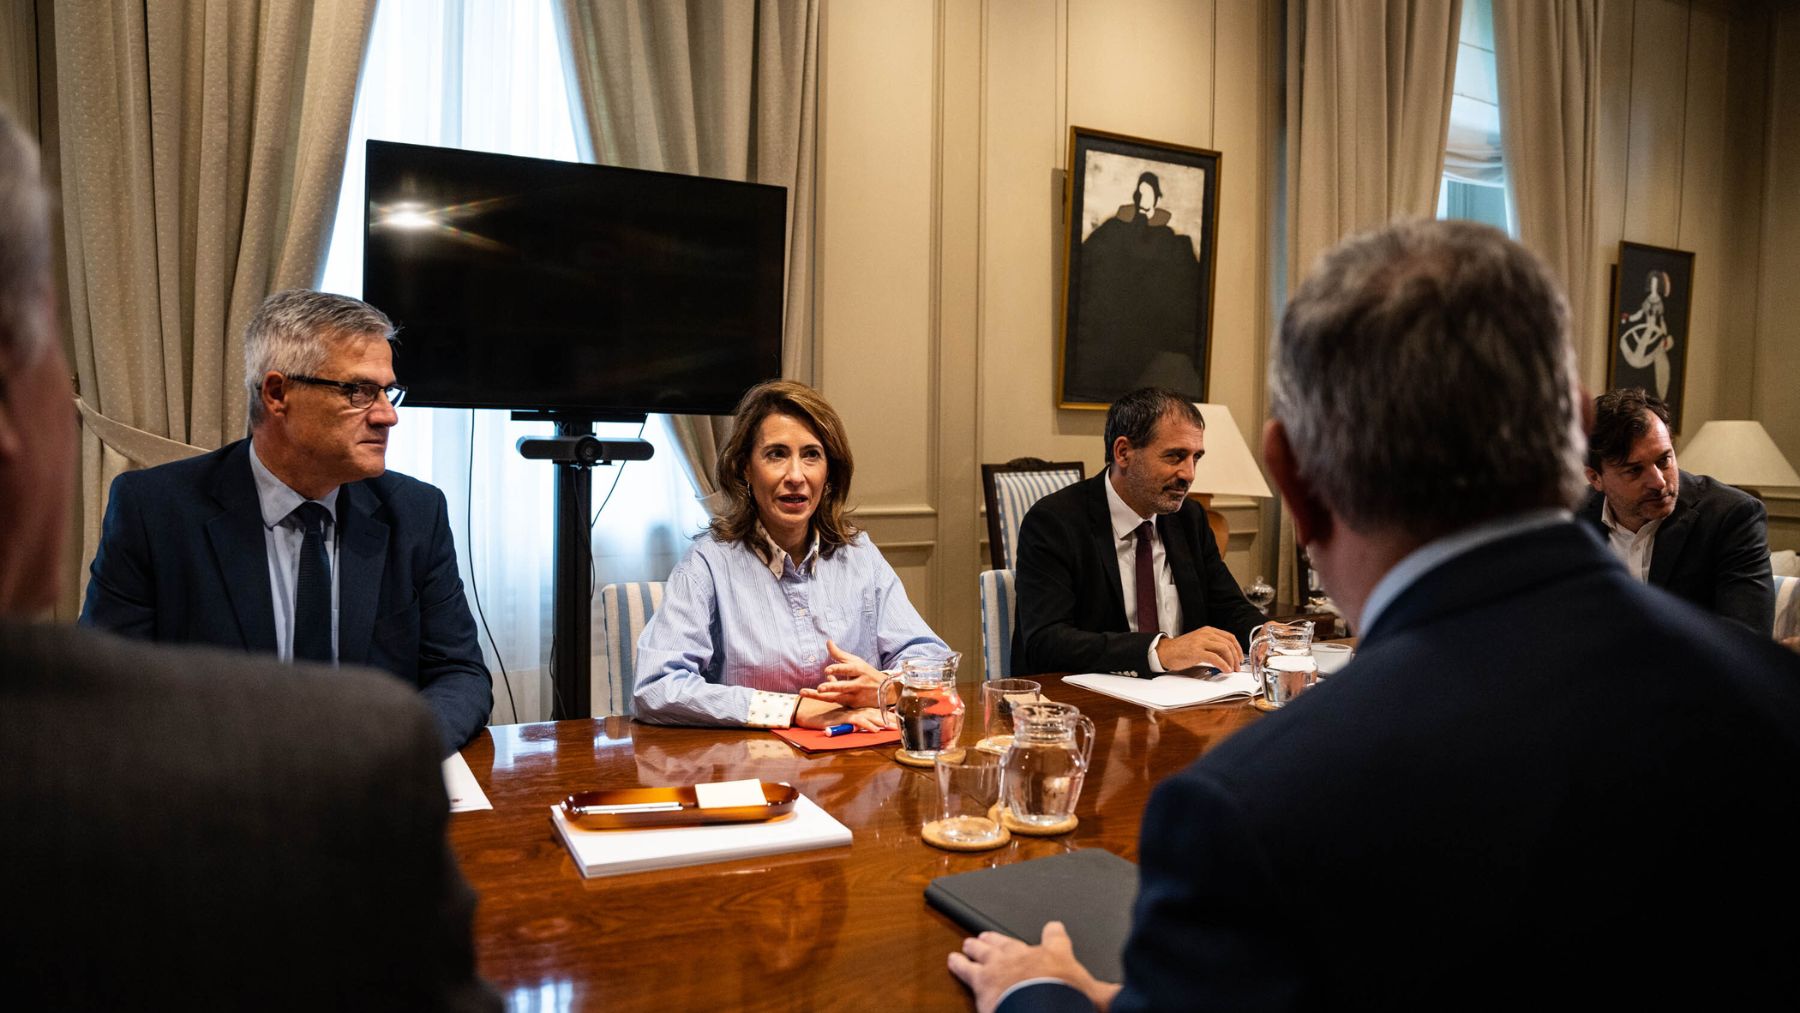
[466,409,518,724]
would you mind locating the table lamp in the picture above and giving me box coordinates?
[1677,420,1800,491]
[1189,403,1272,556]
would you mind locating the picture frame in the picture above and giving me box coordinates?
[1057,127,1220,410]
[1606,241,1695,433]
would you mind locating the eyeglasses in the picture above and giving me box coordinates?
[283,374,408,410]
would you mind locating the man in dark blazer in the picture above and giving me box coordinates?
[0,112,498,1010]
[951,221,1800,1010]
[1012,387,1264,676]
[1579,387,1773,633]
[81,289,491,754]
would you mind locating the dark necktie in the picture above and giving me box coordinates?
[1134,521,1160,635]
[291,501,334,663]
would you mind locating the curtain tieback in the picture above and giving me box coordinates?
[74,396,209,468]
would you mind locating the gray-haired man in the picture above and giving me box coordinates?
[0,109,497,1009]
[81,288,492,754]
[952,219,1800,1010]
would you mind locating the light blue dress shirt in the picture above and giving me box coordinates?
[248,440,340,662]
[633,529,952,726]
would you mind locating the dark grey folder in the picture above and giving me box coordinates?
[924,848,1139,983]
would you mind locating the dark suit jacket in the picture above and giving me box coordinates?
[1001,522,1800,1012]
[0,620,500,1011]
[80,439,492,753]
[1579,469,1773,634]
[1012,473,1264,675]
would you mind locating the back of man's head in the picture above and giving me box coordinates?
[0,107,70,617]
[0,108,50,373]
[1269,218,1587,538]
[1586,387,1671,471]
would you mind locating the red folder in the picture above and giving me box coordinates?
[771,726,901,753]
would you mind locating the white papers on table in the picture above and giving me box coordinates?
[1064,669,1258,711]
[550,794,852,879]
[442,752,492,813]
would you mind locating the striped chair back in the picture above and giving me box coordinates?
[597,581,665,717]
[1775,574,1799,643]
[982,460,1086,570]
[979,569,1017,681]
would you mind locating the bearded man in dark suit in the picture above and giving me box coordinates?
[951,220,1800,1010]
[1013,386,1263,678]
[0,109,498,1010]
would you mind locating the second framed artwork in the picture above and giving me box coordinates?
[1606,240,1695,432]
[1058,127,1220,409]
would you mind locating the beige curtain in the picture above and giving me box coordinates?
[556,0,819,513]
[1279,0,1463,602]
[54,0,374,604]
[1492,1,1601,380]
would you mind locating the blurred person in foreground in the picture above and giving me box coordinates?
[634,379,952,729]
[0,108,498,1011]
[949,219,1800,1011]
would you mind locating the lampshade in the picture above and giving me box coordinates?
[1678,420,1800,488]
[1190,403,1272,498]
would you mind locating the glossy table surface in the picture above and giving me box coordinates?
[451,676,1262,1012]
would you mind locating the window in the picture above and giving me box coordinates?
[1438,0,1512,234]
[320,0,710,723]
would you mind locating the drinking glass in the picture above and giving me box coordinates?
[925,748,1006,847]
[978,678,1042,752]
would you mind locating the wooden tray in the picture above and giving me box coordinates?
[560,782,799,830]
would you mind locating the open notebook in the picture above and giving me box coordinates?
[1064,669,1258,711]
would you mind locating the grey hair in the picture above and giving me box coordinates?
[1268,218,1587,538]
[0,107,51,368]
[244,289,394,427]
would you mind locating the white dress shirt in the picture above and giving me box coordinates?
[248,440,341,662]
[1104,474,1184,673]
[1597,498,1663,583]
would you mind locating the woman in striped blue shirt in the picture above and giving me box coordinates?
[634,380,953,728]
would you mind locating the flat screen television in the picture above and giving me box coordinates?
[362,140,786,416]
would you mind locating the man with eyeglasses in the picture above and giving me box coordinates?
[82,289,493,754]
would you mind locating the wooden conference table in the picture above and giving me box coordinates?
[450,676,1262,1011]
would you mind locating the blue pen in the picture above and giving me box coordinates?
[823,723,855,737]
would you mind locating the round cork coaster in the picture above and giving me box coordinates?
[893,747,945,768]
[1248,696,1282,713]
[922,819,1010,852]
[998,807,1078,837]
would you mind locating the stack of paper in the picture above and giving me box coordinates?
[550,793,852,878]
[1063,670,1258,711]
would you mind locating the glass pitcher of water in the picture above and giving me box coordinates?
[1249,619,1316,708]
[877,653,964,762]
[1001,701,1095,828]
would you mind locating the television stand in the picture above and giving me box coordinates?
[513,410,652,719]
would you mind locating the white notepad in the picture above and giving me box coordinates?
[442,752,492,813]
[1064,670,1259,711]
[550,793,852,879]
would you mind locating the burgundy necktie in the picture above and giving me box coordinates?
[1134,521,1160,634]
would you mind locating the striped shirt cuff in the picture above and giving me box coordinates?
[746,689,801,729]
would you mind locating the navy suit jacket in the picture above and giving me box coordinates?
[1012,473,1264,676]
[1578,469,1773,633]
[1001,521,1800,1011]
[80,439,492,753]
[1,620,499,1010]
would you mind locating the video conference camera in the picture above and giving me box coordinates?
[515,436,655,467]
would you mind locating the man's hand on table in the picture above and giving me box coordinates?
[948,921,1121,1013]
[1155,625,1244,672]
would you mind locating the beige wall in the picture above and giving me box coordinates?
[1592,0,1798,549]
[817,0,1281,676]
